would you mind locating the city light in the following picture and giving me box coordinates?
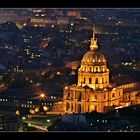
[1,8,140,132]
[35,107,39,112]
[65,86,68,90]
[15,110,20,116]
[28,123,31,127]
[22,117,26,120]
[40,93,46,99]
[47,119,50,123]
[29,109,35,114]
[43,106,48,111]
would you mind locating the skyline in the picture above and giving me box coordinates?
[0,8,140,132]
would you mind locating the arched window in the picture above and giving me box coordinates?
[84,67,86,71]
[66,102,70,111]
[95,106,97,111]
[102,78,104,84]
[78,93,82,101]
[78,104,81,113]
[71,103,73,111]
[89,78,92,84]
[96,67,98,72]
[90,67,92,72]
[95,78,98,84]
[95,95,97,100]
[112,93,115,98]
[83,77,86,83]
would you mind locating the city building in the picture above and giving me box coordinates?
[0,114,22,131]
[63,28,140,113]
[0,90,62,115]
[65,61,80,70]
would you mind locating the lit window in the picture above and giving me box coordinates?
[22,104,24,107]
[0,99,2,101]
[3,99,5,101]
[30,101,32,104]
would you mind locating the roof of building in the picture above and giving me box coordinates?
[81,50,106,66]
[112,74,138,86]
[81,30,106,66]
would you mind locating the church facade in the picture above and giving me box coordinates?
[63,29,140,113]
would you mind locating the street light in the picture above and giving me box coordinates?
[35,107,39,112]
[43,106,48,111]
[16,110,20,116]
[40,93,45,98]
[39,91,48,100]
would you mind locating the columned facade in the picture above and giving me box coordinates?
[63,28,124,113]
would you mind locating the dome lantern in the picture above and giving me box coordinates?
[90,29,98,51]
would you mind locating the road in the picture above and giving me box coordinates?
[28,123,48,132]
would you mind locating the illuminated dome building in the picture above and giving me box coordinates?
[78,32,109,90]
[63,28,140,113]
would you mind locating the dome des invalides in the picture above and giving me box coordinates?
[63,28,140,114]
[78,31,109,90]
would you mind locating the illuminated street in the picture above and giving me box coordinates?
[21,114,60,132]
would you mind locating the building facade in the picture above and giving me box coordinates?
[63,29,140,113]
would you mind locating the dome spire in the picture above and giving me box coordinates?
[90,28,98,51]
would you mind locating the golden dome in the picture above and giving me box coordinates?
[81,51,106,66]
[81,29,107,66]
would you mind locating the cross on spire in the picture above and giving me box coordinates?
[90,27,98,51]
